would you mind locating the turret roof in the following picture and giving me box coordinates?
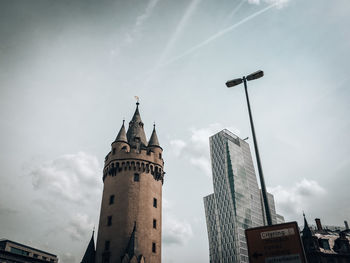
[148,124,160,147]
[81,231,95,263]
[126,222,137,258]
[302,213,313,237]
[115,120,128,143]
[126,103,148,148]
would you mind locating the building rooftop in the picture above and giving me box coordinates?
[0,239,57,257]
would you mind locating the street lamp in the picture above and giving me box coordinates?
[226,70,273,226]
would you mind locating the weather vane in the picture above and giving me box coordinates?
[134,96,140,104]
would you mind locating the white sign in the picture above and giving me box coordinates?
[260,228,295,239]
[265,254,302,263]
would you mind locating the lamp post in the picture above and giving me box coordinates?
[226,70,272,226]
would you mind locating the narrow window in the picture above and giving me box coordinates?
[153,219,157,229]
[112,148,116,154]
[107,216,112,226]
[105,240,110,251]
[109,195,115,205]
[153,198,157,208]
[159,153,162,159]
[152,242,156,253]
[134,173,140,182]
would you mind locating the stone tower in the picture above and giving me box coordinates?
[95,102,165,263]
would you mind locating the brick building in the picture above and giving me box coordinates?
[81,102,165,263]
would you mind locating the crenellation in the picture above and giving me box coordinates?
[103,157,164,182]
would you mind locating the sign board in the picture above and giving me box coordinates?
[245,222,306,263]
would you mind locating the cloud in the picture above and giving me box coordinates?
[190,156,211,176]
[248,0,290,8]
[169,139,187,157]
[29,152,102,203]
[170,123,239,176]
[59,253,76,263]
[65,213,94,242]
[157,3,276,68]
[110,0,160,58]
[190,123,239,151]
[135,0,160,27]
[22,153,102,263]
[162,199,193,246]
[269,179,326,220]
[163,216,193,246]
[0,206,18,215]
[128,0,160,43]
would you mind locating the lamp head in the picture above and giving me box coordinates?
[246,70,264,81]
[226,78,243,88]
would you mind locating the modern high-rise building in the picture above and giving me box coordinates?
[81,102,165,263]
[203,129,281,263]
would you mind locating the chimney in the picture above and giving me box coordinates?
[345,221,349,230]
[315,218,323,231]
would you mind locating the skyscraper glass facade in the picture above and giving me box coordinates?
[204,129,278,263]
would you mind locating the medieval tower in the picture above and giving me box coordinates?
[83,102,165,263]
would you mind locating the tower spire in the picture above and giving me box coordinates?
[81,230,96,263]
[126,102,148,149]
[302,212,312,237]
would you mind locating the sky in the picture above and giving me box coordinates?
[0,0,349,262]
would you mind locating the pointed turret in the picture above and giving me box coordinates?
[301,213,320,256]
[302,212,312,237]
[126,222,137,258]
[127,102,148,149]
[148,124,160,148]
[115,120,128,143]
[81,231,96,263]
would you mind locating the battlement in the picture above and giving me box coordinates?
[105,143,163,165]
[103,156,164,183]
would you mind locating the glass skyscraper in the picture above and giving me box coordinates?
[204,129,281,263]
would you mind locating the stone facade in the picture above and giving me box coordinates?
[86,103,165,263]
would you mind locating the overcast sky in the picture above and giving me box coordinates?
[0,0,349,262]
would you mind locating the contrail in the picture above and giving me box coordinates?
[127,3,276,89]
[156,0,202,67]
[222,0,247,27]
[160,2,277,68]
